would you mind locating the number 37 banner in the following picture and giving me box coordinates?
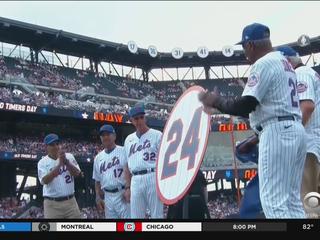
[156,86,211,205]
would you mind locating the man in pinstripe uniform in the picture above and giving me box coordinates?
[93,124,130,219]
[199,23,307,218]
[123,104,164,218]
[37,134,82,218]
[278,46,320,212]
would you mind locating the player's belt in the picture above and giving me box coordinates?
[104,186,125,193]
[44,194,74,202]
[256,115,295,132]
[132,168,155,176]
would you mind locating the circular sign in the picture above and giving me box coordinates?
[303,192,320,217]
[148,45,158,58]
[128,41,138,54]
[197,46,209,58]
[298,34,311,47]
[171,47,184,59]
[222,45,234,57]
[156,86,211,205]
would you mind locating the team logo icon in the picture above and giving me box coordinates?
[38,222,50,232]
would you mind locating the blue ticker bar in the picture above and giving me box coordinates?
[0,222,31,232]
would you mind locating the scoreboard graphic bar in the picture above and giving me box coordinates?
[0,221,318,232]
[0,222,31,232]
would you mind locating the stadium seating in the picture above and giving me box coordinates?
[0,55,245,105]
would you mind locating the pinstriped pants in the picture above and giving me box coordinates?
[104,190,130,219]
[130,172,163,219]
[258,120,307,218]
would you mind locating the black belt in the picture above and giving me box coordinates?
[44,194,74,202]
[256,116,295,132]
[104,186,125,193]
[132,168,155,176]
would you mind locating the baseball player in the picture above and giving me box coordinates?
[123,104,164,218]
[37,133,82,218]
[199,23,307,218]
[93,124,130,219]
[278,46,320,209]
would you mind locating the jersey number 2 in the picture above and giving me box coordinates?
[289,78,298,107]
[65,175,73,184]
[161,107,202,180]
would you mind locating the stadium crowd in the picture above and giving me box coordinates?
[0,55,244,109]
[0,86,171,121]
[0,133,254,168]
[0,135,102,158]
[2,192,239,219]
[0,85,244,124]
[0,197,28,219]
[208,193,239,219]
[0,55,251,124]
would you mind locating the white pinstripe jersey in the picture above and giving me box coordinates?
[37,153,80,198]
[296,65,320,135]
[92,146,127,190]
[242,51,302,129]
[124,128,162,173]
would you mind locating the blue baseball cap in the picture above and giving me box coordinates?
[277,46,299,57]
[236,23,270,45]
[99,124,115,135]
[44,133,60,145]
[129,104,145,118]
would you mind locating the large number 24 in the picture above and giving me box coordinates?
[161,107,202,180]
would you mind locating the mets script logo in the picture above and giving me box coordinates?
[129,140,151,157]
[124,222,135,231]
[99,157,120,174]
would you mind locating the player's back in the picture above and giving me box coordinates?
[244,51,302,128]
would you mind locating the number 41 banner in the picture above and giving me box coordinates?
[156,86,211,205]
